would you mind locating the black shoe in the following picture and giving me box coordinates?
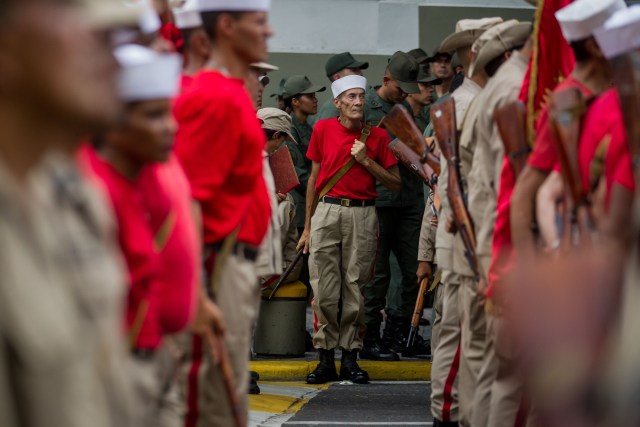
[360,341,399,361]
[249,377,260,395]
[250,370,260,382]
[386,315,408,355]
[403,335,431,357]
[339,350,369,384]
[306,349,339,384]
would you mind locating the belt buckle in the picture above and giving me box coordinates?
[340,198,350,207]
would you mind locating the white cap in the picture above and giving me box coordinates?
[115,44,182,102]
[198,0,271,12]
[595,5,640,59]
[173,0,202,29]
[555,0,626,42]
[331,75,367,99]
[123,0,162,34]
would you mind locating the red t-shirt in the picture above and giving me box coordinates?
[306,118,397,200]
[81,146,164,349]
[174,70,270,246]
[527,76,592,172]
[180,74,194,92]
[578,88,635,207]
[151,155,200,333]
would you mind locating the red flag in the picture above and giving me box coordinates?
[519,0,575,144]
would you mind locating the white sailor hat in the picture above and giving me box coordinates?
[115,44,182,102]
[123,0,162,34]
[198,0,271,12]
[595,5,640,59]
[173,0,202,29]
[331,75,367,99]
[555,0,626,43]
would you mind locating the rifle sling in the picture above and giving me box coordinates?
[318,124,371,199]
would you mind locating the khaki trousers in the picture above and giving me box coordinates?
[129,343,180,427]
[470,313,498,427]
[487,315,527,427]
[178,252,260,427]
[309,202,378,351]
[430,270,461,423]
[431,281,444,355]
[458,275,488,427]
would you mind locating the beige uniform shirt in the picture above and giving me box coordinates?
[467,52,528,272]
[0,152,135,427]
[278,193,302,283]
[418,188,437,263]
[434,78,484,271]
[256,154,283,279]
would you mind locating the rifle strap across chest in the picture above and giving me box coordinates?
[318,124,371,199]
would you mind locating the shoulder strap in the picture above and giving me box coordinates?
[318,124,372,199]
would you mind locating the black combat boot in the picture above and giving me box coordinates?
[387,315,408,355]
[360,339,400,361]
[339,349,369,384]
[306,349,339,384]
[381,316,402,357]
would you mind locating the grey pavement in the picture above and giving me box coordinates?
[283,381,432,427]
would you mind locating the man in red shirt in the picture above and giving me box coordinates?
[297,75,400,384]
[82,43,200,427]
[510,0,625,260]
[172,0,273,425]
[172,0,209,89]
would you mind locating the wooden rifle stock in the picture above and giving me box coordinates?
[389,139,438,188]
[380,104,441,174]
[407,270,441,349]
[494,101,530,178]
[430,98,483,282]
[267,249,304,301]
[549,87,595,247]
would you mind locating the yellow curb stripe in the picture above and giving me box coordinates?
[259,381,332,390]
[250,360,431,381]
[249,393,300,413]
[284,398,309,414]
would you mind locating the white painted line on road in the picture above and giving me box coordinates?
[285,422,433,426]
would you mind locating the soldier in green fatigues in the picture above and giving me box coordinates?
[281,75,326,231]
[360,51,429,361]
[316,52,369,120]
[406,68,441,133]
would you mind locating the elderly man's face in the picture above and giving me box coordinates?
[334,88,365,121]
[0,1,121,130]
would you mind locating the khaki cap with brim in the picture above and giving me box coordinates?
[82,0,139,28]
[439,17,504,52]
[282,75,326,99]
[325,52,369,78]
[388,51,420,94]
[471,21,532,77]
[416,68,442,86]
[251,62,280,72]
[257,107,296,143]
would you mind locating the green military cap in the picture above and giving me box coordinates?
[325,52,369,78]
[269,77,287,98]
[388,51,420,94]
[416,68,442,86]
[282,75,326,99]
[408,48,430,64]
[426,49,453,64]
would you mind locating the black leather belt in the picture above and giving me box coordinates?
[320,196,375,207]
[207,241,259,262]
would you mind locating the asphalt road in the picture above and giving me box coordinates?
[283,381,433,427]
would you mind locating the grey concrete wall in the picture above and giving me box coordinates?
[262,4,535,109]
